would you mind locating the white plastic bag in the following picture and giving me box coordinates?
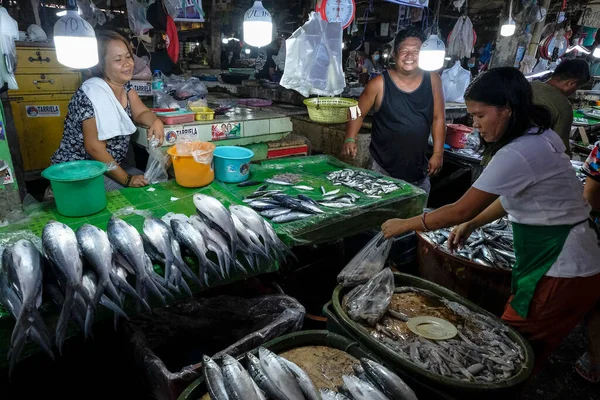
[337,232,393,287]
[280,12,345,97]
[345,268,395,326]
[144,144,170,184]
[0,7,19,90]
[125,0,153,36]
[441,61,471,103]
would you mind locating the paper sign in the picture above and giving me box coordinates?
[26,105,60,117]
[579,5,600,28]
[212,122,241,141]
[0,162,13,185]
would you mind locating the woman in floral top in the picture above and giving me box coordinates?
[51,31,164,190]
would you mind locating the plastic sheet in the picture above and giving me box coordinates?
[337,232,392,287]
[345,268,394,326]
[280,12,345,97]
[124,294,305,400]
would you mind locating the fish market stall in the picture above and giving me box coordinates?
[0,155,425,369]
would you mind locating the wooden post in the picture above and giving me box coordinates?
[489,5,522,69]
[210,11,222,69]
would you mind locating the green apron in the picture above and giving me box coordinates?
[510,222,576,318]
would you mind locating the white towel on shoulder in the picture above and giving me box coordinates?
[81,77,137,141]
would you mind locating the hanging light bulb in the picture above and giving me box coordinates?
[500,18,516,37]
[243,1,273,48]
[594,47,600,58]
[54,0,98,68]
[419,34,446,71]
[245,48,251,54]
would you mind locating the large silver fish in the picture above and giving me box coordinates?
[229,205,270,253]
[258,347,304,400]
[247,353,291,400]
[193,194,238,257]
[222,354,263,400]
[143,217,201,291]
[281,358,321,400]
[107,217,169,309]
[320,389,351,400]
[189,215,234,278]
[170,218,219,284]
[1,240,53,373]
[231,214,270,262]
[361,358,417,400]
[342,375,389,400]
[203,355,230,400]
[42,221,94,353]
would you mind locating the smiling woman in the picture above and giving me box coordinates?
[50,30,165,191]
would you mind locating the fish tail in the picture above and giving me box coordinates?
[176,260,204,288]
[105,279,124,308]
[143,276,167,306]
[56,286,76,355]
[76,283,95,310]
[100,297,129,320]
[235,259,248,275]
[84,306,95,339]
[179,277,193,297]
[8,327,28,379]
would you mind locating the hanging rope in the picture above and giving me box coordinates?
[362,0,375,41]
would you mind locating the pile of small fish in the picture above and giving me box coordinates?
[0,193,292,373]
[203,348,418,400]
[365,286,525,383]
[242,185,361,224]
[326,169,401,198]
[421,218,515,270]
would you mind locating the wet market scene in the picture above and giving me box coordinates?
[0,0,600,399]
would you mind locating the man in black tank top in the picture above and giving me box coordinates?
[343,28,446,196]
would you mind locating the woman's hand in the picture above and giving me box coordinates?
[381,218,408,239]
[448,222,474,252]
[147,118,165,146]
[342,141,357,158]
[128,175,148,188]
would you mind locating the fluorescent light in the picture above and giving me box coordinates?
[594,47,600,58]
[243,1,272,48]
[245,48,251,54]
[54,9,98,68]
[501,18,516,37]
[419,34,446,71]
[566,45,591,54]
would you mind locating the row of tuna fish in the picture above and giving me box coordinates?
[421,217,515,270]
[0,194,292,374]
[203,348,418,400]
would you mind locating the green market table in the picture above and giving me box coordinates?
[0,155,426,367]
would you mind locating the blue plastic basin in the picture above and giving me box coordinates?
[213,146,254,183]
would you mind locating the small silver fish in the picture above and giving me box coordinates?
[319,202,354,208]
[266,179,294,185]
[293,185,314,191]
[323,189,340,196]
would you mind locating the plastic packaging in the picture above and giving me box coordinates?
[345,268,394,326]
[441,61,471,103]
[337,232,393,287]
[280,12,345,97]
[125,0,153,36]
[144,144,171,184]
[152,70,165,108]
[175,133,196,156]
[124,294,305,400]
[175,77,207,101]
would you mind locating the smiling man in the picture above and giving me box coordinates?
[343,28,446,196]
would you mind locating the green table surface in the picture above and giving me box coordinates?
[0,155,425,367]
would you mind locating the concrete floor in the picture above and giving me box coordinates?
[522,324,599,400]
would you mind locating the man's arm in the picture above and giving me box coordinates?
[342,76,382,158]
[554,103,574,154]
[429,73,446,175]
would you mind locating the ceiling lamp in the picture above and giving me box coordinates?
[419,34,446,71]
[243,1,273,48]
[566,44,591,54]
[594,47,600,58]
[54,0,98,68]
[500,0,516,37]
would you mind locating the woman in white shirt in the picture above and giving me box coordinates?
[381,67,600,371]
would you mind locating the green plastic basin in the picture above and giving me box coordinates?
[330,272,535,400]
[42,160,108,217]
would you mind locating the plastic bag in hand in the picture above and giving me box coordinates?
[337,232,393,287]
[144,144,170,184]
[346,268,394,326]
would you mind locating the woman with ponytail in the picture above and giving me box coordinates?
[381,67,600,371]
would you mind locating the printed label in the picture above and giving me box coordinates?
[240,163,250,175]
[166,129,178,144]
[26,105,60,117]
[131,81,152,96]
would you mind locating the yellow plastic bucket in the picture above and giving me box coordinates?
[167,142,216,188]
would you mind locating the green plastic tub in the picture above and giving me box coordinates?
[330,273,535,400]
[42,160,108,217]
[178,330,450,400]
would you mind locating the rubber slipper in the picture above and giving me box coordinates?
[575,352,600,384]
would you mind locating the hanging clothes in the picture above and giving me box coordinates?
[441,61,471,103]
[448,15,474,59]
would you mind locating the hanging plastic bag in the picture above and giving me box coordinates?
[345,268,395,326]
[144,143,170,184]
[337,232,393,287]
[0,7,19,90]
[441,61,471,103]
[280,12,345,97]
[125,0,153,36]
